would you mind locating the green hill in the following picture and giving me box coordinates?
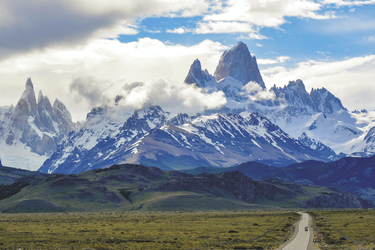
[0,164,372,213]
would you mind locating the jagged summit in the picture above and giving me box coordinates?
[270,79,346,114]
[214,42,265,89]
[0,78,75,170]
[184,59,215,89]
[25,77,34,90]
[184,59,204,87]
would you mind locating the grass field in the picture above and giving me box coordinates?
[309,209,375,249]
[0,211,299,249]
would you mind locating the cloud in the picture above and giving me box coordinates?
[241,82,276,101]
[0,38,227,121]
[261,55,375,111]
[204,0,336,27]
[0,0,209,56]
[118,78,227,115]
[321,0,375,7]
[195,21,254,34]
[166,27,191,34]
[70,77,113,107]
[257,56,291,65]
[178,0,340,38]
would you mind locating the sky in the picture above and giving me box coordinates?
[1,0,375,122]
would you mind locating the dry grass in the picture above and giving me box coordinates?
[0,211,299,249]
[309,209,375,249]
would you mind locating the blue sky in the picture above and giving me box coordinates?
[1,0,375,121]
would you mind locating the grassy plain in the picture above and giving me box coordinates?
[309,209,375,249]
[0,211,298,249]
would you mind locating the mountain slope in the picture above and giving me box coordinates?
[39,105,171,174]
[185,44,375,156]
[185,156,375,202]
[1,164,372,212]
[39,105,337,174]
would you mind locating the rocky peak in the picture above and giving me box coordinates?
[37,91,53,113]
[25,77,34,91]
[184,59,203,85]
[270,80,346,115]
[272,80,313,108]
[214,42,265,89]
[122,105,169,132]
[3,78,75,160]
[53,99,72,122]
[184,59,215,88]
[18,78,37,115]
[310,87,346,113]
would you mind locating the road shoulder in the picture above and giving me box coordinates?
[277,211,302,250]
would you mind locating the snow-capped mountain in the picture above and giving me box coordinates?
[0,78,75,170]
[39,105,172,174]
[184,42,375,156]
[214,41,265,89]
[38,41,375,174]
[39,104,336,174]
[2,42,375,173]
[185,42,265,101]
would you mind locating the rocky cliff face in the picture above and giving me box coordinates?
[0,78,75,170]
[4,78,75,155]
[214,42,265,89]
[268,79,346,116]
[184,59,216,89]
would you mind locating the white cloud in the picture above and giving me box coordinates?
[321,0,375,7]
[166,27,191,34]
[367,35,375,42]
[118,78,227,115]
[195,21,254,34]
[204,0,335,27]
[241,82,276,101]
[0,38,227,121]
[257,56,291,65]
[261,55,375,111]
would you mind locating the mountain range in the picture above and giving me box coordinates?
[1,42,375,176]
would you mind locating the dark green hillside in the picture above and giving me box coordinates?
[181,161,278,180]
[0,165,46,185]
[185,156,375,202]
[0,163,372,213]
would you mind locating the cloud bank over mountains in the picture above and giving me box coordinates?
[0,0,375,121]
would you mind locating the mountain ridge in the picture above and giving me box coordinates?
[1,42,375,174]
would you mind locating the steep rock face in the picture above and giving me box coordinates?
[4,79,75,155]
[269,79,346,116]
[214,42,265,89]
[0,78,75,170]
[310,87,346,113]
[184,59,216,89]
